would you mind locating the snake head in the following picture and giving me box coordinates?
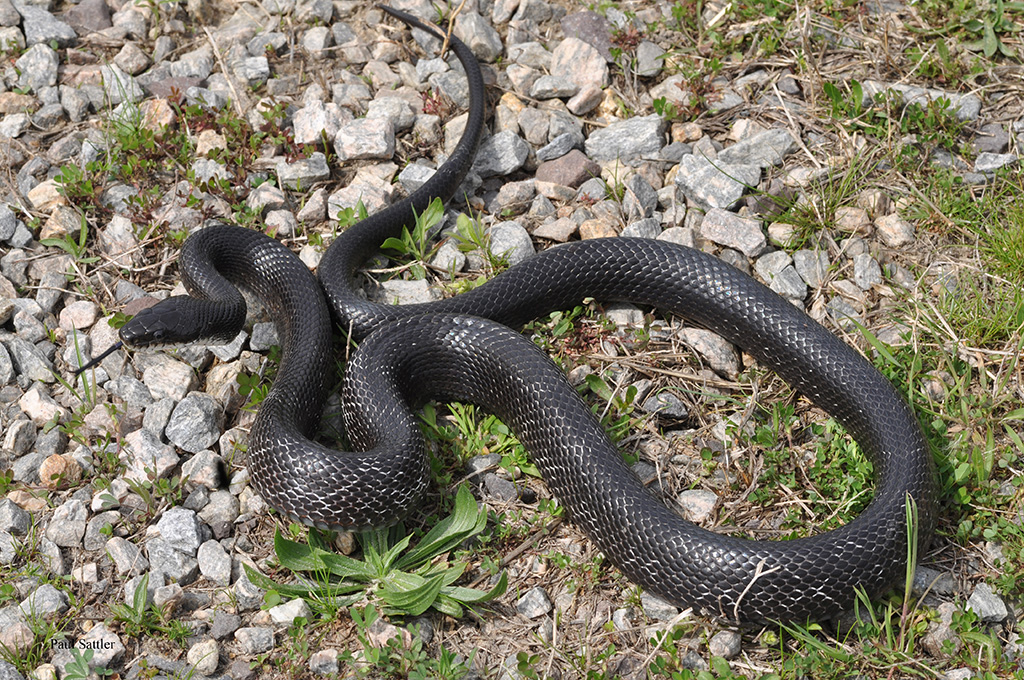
[119,298,203,349]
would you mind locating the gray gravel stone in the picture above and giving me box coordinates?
[0,343,13,386]
[309,648,339,675]
[367,97,415,131]
[677,489,717,523]
[641,390,688,418]
[912,566,956,596]
[718,128,796,168]
[269,597,313,624]
[186,637,219,676]
[11,452,44,484]
[679,327,741,379]
[516,586,552,618]
[101,64,144,105]
[0,660,23,680]
[46,499,87,548]
[197,539,232,586]
[466,453,501,477]
[2,420,34,455]
[708,630,741,659]
[147,537,200,584]
[334,118,395,161]
[827,297,861,327]
[507,41,550,68]
[640,591,679,621]
[621,217,661,239]
[675,155,761,212]
[530,75,579,99]
[141,397,176,440]
[235,626,275,654]
[83,510,119,552]
[607,303,644,326]
[123,427,180,483]
[852,252,883,290]
[793,249,830,288]
[488,220,534,266]
[455,11,503,62]
[155,507,203,554]
[106,536,148,576]
[233,570,265,611]
[0,500,29,536]
[198,490,240,529]
[165,392,224,454]
[699,208,767,257]
[2,335,55,383]
[474,130,529,178]
[76,623,125,669]
[551,37,608,89]
[0,532,15,566]
[377,279,439,306]
[122,572,156,607]
[16,4,77,47]
[276,152,331,191]
[249,322,279,352]
[972,122,1009,154]
[974,152,1017,173]
[623,174,658,221]
[14,43,59,91]
[536,132,580,161]
[482,473,517,502]
[966,582,1008,623]
[768,265,807,300]
[20,583,69,619]
[210,611,241,639]
[635,40,665,77]
[585,115,666,162]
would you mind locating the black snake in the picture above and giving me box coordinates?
[94,7,937,622]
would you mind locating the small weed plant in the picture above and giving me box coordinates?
[246,485,506,618]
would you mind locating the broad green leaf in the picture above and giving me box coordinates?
[320,552,378,581]
[132,573,149,612]
[378,532,414,572]
[983,20,998,58]
[584,373,613,400]
[381,236,409,253]
[419,196,445,231]
[395,485,484,570]
[434,560,468,586]
[274,530,330,572]
[850,80,863,114]
[379,571,446,616]
[443,570,508,604]
[244,563,351,600]
[431,592,465,618]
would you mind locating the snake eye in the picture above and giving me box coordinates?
[153,329,166,342]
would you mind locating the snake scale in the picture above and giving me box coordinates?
[103,6,937,623]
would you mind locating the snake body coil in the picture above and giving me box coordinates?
[113,7,937,623]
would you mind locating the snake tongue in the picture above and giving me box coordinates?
[73,340,124,376]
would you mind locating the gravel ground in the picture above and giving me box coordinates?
[0,0,1021,678]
